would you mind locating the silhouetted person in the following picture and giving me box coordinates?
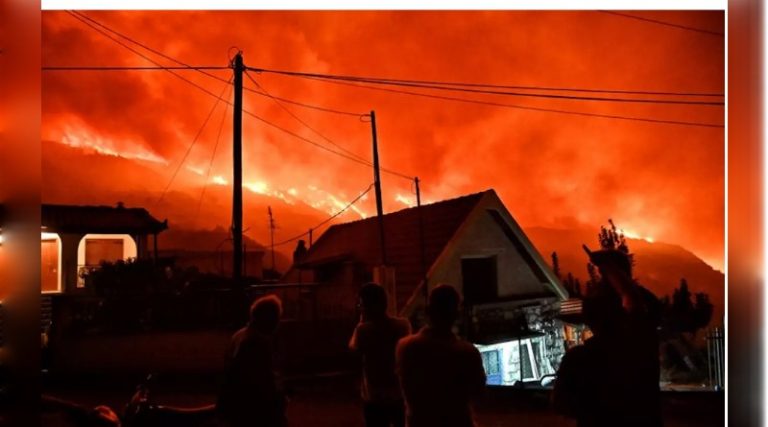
[217,295,287,427]
[396,284,486,427]
[349,282,412,427]
[553,249,662,427]
[293,240,308,264]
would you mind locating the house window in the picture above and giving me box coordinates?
[480,349,502,385]
[85,239,124,267]
[461,256,498,304]
[481,350,500,374]
[77,234,137,287]
[519,338,541,381]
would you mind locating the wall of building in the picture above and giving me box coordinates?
[472,298,566,377]
[428,204,551,299]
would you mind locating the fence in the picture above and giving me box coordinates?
[706,327,724,390]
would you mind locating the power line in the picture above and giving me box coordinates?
[241,105,415,180]
[244,69,369,164]
[300,75,725,129]
[65,11,226,103]
[71,11,214,72]
[250,67,723,97]
[193,84,233,228]
[253,91,364,117]
[71,10,724,100]
[42,65,229,71]
[272,183,374,247]
[247,66,724,105]
[69,11,415,181]
[70,11,365,118]
[157,76,232,205]
[599,10,724,37]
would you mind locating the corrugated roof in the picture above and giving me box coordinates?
[41,204,167,234]
[302,190,491,310]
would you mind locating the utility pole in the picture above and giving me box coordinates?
[370,110,387,265]
[415,177,428,303]
[231,52,244,283]
[268,206,276,272]
[308,228,313,247]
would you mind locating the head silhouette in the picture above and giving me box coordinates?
[581,282,623,336]
[359,282,388,318]
[427,284,461,330]
[249,294,283,334]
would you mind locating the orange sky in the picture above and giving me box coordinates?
[41,11,725,269]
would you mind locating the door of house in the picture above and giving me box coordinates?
[461,256,498,304]
[41,239,60,293]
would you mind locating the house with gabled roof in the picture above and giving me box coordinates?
[283,189,570,385]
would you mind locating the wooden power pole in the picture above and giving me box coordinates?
[415,177,428,302]
[232,52,244,282]
[268,206,276,272]
[370,110,387,265]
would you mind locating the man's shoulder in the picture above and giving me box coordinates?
[231,326,249,341]
[396,330,421,349]
[390,316,412,333]
[454,338,481,356]
[564,343,591,360]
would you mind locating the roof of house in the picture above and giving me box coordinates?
[41,203,168,234]
[299,190,490,310]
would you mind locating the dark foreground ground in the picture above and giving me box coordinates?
[42,373,724,427]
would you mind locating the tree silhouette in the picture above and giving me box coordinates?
[585,262,600,294]
[663,278,713,334]
[693,293,714,331]
[658,278,714,382]
[560,272,583,298]
[551,251,561,279]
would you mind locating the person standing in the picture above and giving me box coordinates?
[553,248,662,427]
[217,295,287,427]
[349,282,412,427]
[396,284,486,427]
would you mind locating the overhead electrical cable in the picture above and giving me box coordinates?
[42,65,229,71]
[69,11,365,117]
[298,75,725,129]
[65,11,397,177]
[65,11,228,103]
[247,66,724,105]
[157,76,232,205]
[598,10,724,37]
[244,69,369,164]
[193,84,233,228]
[66,11,725,99]
[272,183,375,247]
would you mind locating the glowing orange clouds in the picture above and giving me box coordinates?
[41,11,725,269]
